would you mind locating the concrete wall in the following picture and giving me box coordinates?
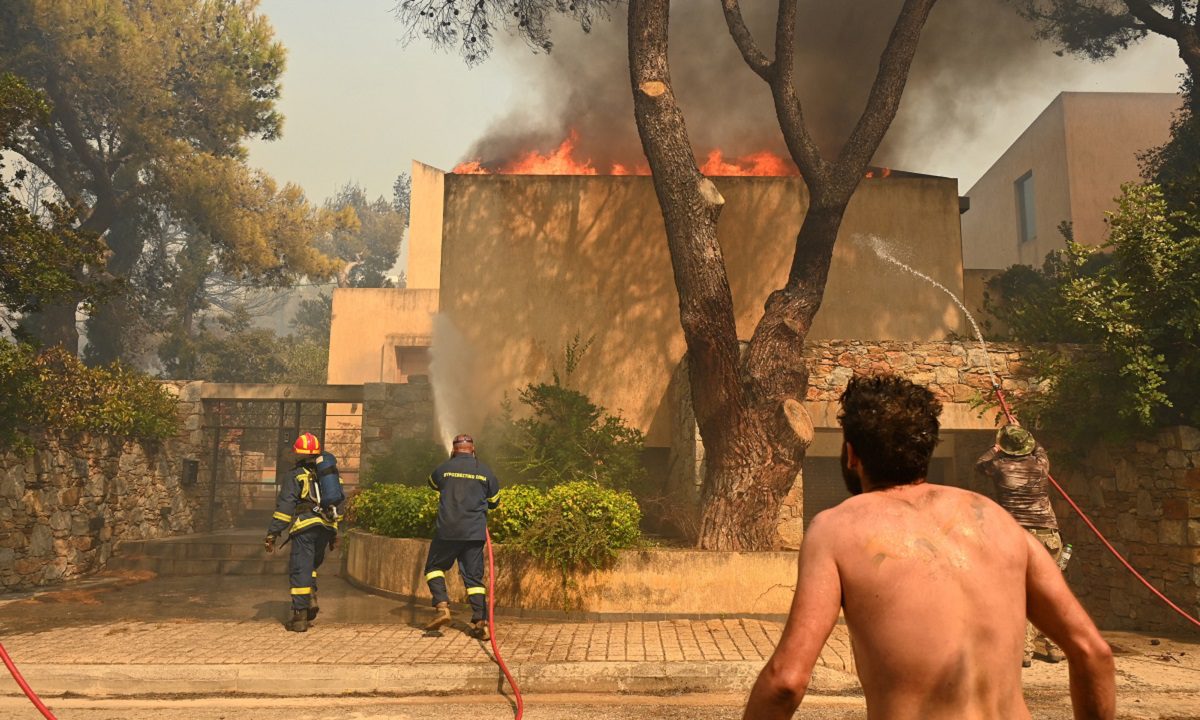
[963,92,1179,270]
[407,160,445,290]
[0,382,207,592]
[432,171,966,447]
[346,530,796,616]
[327,288,438,385]
[1056,427,1200,632]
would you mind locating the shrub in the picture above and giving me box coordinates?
[488,484,546,543]
[0,342,179,452]
[484,336,648,491]
[348,483,438,538]
[513,481,643,573]
[362,436,448,487]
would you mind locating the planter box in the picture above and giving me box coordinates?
[345,529,797,616]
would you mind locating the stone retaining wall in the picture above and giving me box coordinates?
[1055,426,1200,632]
[0,382,207,591]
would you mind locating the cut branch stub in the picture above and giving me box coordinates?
[639,80,667,97]
[782,397,814,448]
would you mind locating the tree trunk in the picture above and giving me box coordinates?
[26,300,80,352]
[696,204,842,550]
[83,212,144,365]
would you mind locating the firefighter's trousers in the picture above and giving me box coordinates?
[289,527,335,612]
[424,537,487,622]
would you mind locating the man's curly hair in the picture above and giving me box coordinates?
[838,373,942,488]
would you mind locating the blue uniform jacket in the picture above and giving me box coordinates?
[428,454,500,541]
[267,453,341,537]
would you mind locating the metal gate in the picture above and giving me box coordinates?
[200,385,364,530]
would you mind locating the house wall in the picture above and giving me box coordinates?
[433,172,966,447]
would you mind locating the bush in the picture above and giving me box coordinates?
[984,184,1200,449]
[488,484,547,543]
[362,436,448,487]
[348,480,643,577]
[513,481,643,573]
[0,342,179,452]
[348,483,438,538]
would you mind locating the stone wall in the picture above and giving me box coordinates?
[360,378,437,474]
[801,339,1037,404]
[1055,426,1200,632]
[0,382,207,591]
[666,340,1036,546]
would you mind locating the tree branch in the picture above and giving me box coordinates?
[44,74,120,235]
[629,0,746,441]
[720,0,772,81]
[1124,0,1185,38]
[766,0,829,187]
[833,0,939,189]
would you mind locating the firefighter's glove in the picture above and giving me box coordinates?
[264,533,278,554]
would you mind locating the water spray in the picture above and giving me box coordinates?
[862,234,1200,631]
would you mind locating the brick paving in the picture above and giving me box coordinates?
[1,618,854,673]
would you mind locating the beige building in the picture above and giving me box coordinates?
[331,163,972,441]
[328,163,1031,538]
[962,92,1180,271]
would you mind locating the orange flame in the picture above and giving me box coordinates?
[699,149,799,176]
[453,132,805,177]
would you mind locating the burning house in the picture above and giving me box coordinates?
[327,144,1004,541]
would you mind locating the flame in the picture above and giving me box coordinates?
[699,149,799,177]
[453,132,802,177]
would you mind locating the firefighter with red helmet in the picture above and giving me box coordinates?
[265,432,342,632]
[423,433,500,639]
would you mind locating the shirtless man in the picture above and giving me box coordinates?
[743,374,1114,720]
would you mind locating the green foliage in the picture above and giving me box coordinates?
[486,336,647,491]
[319,183,408,288]
[487,484,547,543]
[0,74,112,324]
[363,437,449,487]
[1010,1,1165,62]
[1142,77,1200,211]
[348,484,439,539]
[350,480,642,575]
[987,183,1200,448]
[512,481,643,573]
[0,342,179,451]
[160,305,327,384]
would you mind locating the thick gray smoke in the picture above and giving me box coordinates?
[462,0,1080,173]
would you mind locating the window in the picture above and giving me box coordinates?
[1015,171,1036,244]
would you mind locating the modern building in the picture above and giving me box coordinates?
[962,92,1180,271]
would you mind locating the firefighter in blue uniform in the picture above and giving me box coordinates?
[423,433,500,639]
[264,432,340,632]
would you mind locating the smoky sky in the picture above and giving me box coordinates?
[460,0,1083,174]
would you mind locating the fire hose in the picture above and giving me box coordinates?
[0,642,58,719]
[992,385,1200,631]
[485,528,524,719]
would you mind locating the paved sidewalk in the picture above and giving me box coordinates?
[0,572,857,696]
[1,572,1198,701]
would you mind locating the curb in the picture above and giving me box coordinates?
[0,661,862,698]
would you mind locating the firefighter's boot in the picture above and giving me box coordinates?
[307,592,320,622]
[473,619,490,641]
[287,609,309,633]
[424,602,452,631]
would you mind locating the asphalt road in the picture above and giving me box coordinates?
[2,690,1197,720]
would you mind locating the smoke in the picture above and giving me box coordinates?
[461,0,1086,174]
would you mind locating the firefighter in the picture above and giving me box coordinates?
[423,433,500,639]
[975,422,1065,666]
[264,432,340,632]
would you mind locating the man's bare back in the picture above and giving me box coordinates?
[742,374,1114,720]
[824,483,1030,718]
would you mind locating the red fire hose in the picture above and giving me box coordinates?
[0,642,58,719]
[993,386,1200,631]
[484,529,524,719]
